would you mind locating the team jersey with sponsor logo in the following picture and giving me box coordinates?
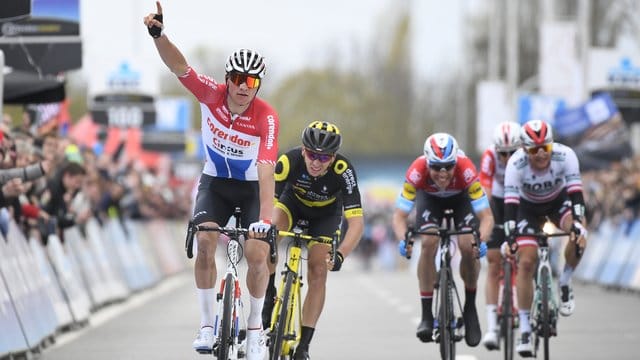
[503,143,582,205]
[274,147,363,219]
[179,67,279,181]
[479,145,507,198]
[395,154,489,214]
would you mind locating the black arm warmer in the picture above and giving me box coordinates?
[569,191,586,222]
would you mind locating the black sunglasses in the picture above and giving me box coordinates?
[498,150,516,157]
[428,163,455,172]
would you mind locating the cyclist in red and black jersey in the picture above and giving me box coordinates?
[145,3,278,358]
[478,121,522,350]
[262,121,364,360]
[393,133,494,348]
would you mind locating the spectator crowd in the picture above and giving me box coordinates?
[0,111,193,248]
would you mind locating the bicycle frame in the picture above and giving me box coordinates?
[405,209,477,360]
[268,227,337,360]
[185,208,250,360]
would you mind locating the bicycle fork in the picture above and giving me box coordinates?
[433,256,465,343]
[533,249,558,337]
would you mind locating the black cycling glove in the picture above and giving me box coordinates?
[330,251,344,272]
[148,14,163,38]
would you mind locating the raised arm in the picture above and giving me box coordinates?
[143,1,189,76]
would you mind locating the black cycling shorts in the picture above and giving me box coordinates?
[487,196,505,249]
[415,191,479,231]
[275,188,342,239]
[516,189,572,235]
[193,174,260,228]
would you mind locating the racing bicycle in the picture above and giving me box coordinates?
[185,208,251,359]
[511,230,574,360]
[404,209,479,360]
[267,223,338,360]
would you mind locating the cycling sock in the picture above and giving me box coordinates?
[486,304,497,332]
[197,287,216,328]
[518,309,531,334]
[299,326,315,348]
[248,295,265,329]
[559,265,574,287]
[420,292,433,321]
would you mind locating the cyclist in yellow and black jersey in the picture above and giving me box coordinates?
[263,121,364,360]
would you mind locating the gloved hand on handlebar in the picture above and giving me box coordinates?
[398,240,410,258]
[477,242,487,258]
[571,221,588,239]
[249,219,271,239]
[329,251,344,272]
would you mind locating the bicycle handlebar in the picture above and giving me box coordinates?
[276,229,338,265]
[403,226,479,260]
[185,221,276,263]
[509,231,582,258]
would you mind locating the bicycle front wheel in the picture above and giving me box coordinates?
[217,273,234,360]
[269,271,295,360]
[540,266,551,360]
[501,261,514,360]
[438,268,455,360]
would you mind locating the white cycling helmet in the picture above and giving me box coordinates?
[493,121,522,152]
[424,133,459,166]
[521,119,553,147]
[225,48,266,78]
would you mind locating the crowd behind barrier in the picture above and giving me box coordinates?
[0,111,193,358]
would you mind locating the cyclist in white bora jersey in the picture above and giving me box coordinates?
[503,119,587,358]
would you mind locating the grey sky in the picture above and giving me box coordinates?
[79,0,464,94]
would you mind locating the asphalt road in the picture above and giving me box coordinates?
[42,256,640,360]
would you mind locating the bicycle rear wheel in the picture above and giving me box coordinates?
[438,268,455,360]
[501,261,514,360]
[269,271,295,360]
[540,266,551,360]
[217,273,234,360]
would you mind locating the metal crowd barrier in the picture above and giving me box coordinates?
[0,217,188,358]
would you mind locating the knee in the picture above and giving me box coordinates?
[196,236,216,262]
[244,240,269,267]
[307,264,327,287]
[518,255,537,275]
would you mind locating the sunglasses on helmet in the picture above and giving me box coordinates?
[228,72,261,89]
[304,149,333,163]
[525,143,552,155]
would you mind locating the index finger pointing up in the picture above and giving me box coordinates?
[156,1,163,14]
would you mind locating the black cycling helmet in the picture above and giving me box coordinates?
[301,121,342,154]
